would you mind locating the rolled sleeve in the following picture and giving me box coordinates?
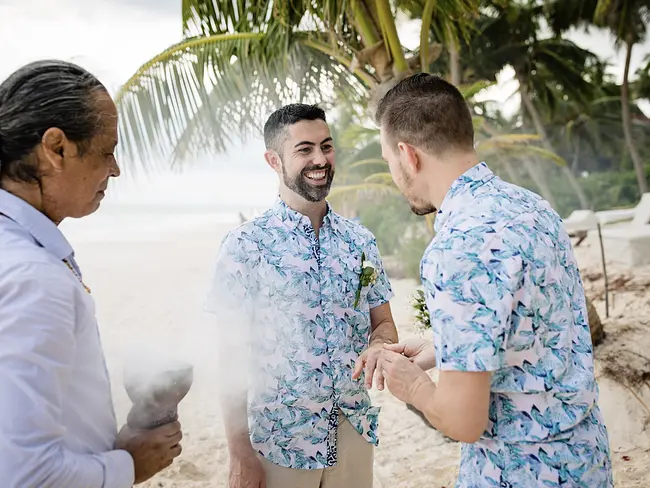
[0,263,134,488]
[364,237,394,308]
[425,247,523,372]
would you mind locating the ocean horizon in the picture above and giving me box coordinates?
[59,201,269,244]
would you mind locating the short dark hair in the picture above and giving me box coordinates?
[0,60,108,185]
[375,73,474,155]
[263,104,327,153]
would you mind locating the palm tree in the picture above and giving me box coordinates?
[594,0,650,194]
[466,1,600,209]
[634,55,650,100]
[545,66,639,175]
[545,0,650,194]
[116,0,479,167]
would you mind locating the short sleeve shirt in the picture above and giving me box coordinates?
[422,163,613,487]
[205,199,393,469]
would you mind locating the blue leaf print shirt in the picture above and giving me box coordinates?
[423,163,613,487]
[205,198,393,470]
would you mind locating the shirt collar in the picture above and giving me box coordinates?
[272,197,333,230]
[0,189,74,261]
[434,162,496,233]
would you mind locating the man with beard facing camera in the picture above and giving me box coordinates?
[205,103,398,488]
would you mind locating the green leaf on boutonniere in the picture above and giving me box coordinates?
[354,251,378,308]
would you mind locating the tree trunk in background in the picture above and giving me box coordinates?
[523,157,559,209]
[517,74,591,210]
[572,138,580,174]
[621,40,648,195]
[502,158,522,185]
[447,28,461,86]
[586,297,604,346]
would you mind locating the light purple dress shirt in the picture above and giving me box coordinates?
[0,189,134,487]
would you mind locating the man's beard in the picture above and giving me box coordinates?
[282,162,334,203]
[401,170,436,216]
[410,202,437,216]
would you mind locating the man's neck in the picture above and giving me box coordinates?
[279,187,328,235]
[427,152,479,210]
[0,178,60,225]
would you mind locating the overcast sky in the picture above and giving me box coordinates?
[1,0,648,204]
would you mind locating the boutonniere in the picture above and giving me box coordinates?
[354,251,378,308]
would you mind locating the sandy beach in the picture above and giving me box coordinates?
[65,214,650,488]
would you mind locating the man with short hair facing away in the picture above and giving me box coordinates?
[0,60,183,487]
[375,73,613,487]
[205,103,398,488]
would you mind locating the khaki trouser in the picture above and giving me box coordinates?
[258,412,374,488]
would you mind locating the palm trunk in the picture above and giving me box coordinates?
[447,27,461,86]
[572,138,580,174]
[523,157,559,210]
[351,0,380,45]
[517,73,591,209]
[375,0,409,74]
[621,40,648,195]
[419,0,437,72]
[502,159,522,186]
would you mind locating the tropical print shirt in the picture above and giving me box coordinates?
[422,162,613,487]
[205,198,393,469]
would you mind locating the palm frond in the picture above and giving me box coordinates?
[328,182,402,201]
[476,134,542,149]
[460,79,495,100]
[364,172,394,185]
[480,144,568,166]
[347,158,387,171]
[115,31,369,169]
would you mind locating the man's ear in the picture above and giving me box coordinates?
[397,141,421,175]
[264,150,281,173]
[40,127,68,172]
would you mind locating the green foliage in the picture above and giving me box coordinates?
[357,197,420,255]
[583,167,650,211]
[498,164,650,217]
[397,234,432,280]
[411,288,431,332]
[355,196,432,280]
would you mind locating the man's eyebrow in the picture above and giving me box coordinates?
[294,137,333,148]
[294,140,315,147]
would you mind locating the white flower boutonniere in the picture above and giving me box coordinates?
[354,251,378,308]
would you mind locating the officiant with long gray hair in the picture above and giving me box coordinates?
[0,60,183,487]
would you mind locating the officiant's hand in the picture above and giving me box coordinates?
[115,421,183,484]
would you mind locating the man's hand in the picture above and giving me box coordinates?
[352,343,387,390]
[378,349,433,404]
[115,421,183,484]
[384,338,436,371]
[229,451,266,488]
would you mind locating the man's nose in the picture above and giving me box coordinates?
[313,150,328,166]
[110,159,121,178]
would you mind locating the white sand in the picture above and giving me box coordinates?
[68,220,650,487]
